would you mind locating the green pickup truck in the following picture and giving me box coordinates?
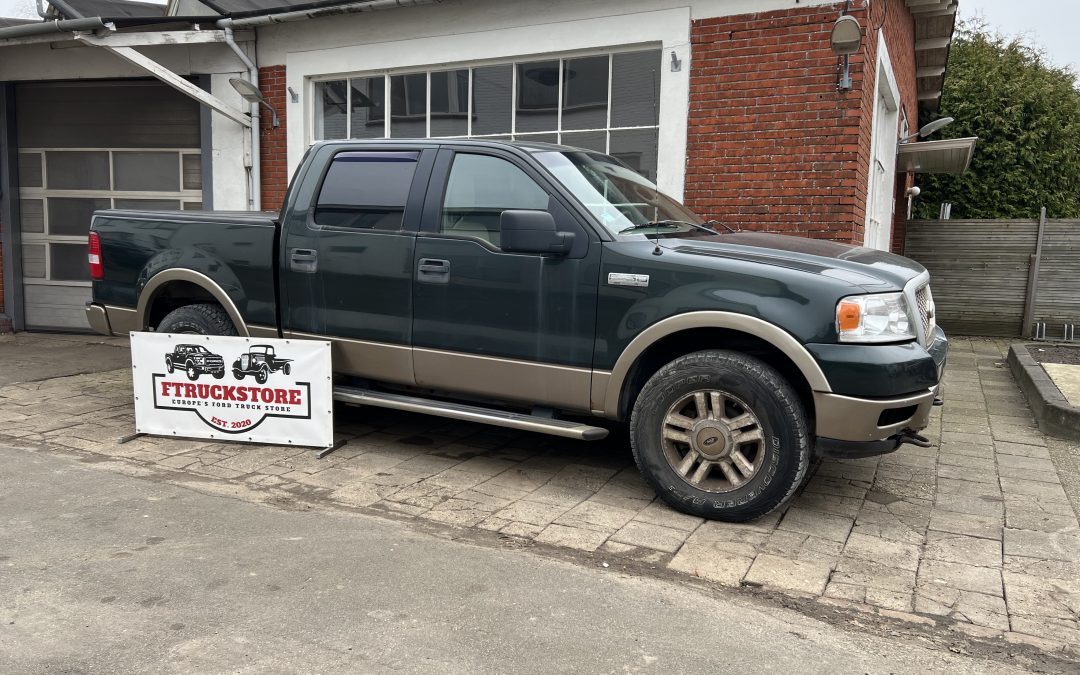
[86,139,946,521]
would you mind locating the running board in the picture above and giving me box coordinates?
[332,386,609,441]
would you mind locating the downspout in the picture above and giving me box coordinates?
[35,0,50,19]
[219,25,261,211]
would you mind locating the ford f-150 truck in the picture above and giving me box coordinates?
[86,139,946,521]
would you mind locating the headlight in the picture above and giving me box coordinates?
[836,292,916,343]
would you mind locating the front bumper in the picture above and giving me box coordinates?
[812,328,947,457]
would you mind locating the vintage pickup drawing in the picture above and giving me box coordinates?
[232,345,293,384]
[165,344,226,381]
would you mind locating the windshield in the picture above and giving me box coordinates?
[535,150,704,237]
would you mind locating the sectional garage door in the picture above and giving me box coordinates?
[15,80,203,330]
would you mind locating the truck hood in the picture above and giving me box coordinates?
[661,231,926,291]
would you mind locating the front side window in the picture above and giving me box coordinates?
[314,151,419,230]
[312,49,662,181]
[440,154,549,247]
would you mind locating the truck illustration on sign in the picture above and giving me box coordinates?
[232,344,293,384]
[165,344,226,381]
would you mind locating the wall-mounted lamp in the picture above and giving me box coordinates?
[230,77,280,128]
[670,50,682,72]
[830,14,862,91]
[899,116,955,144]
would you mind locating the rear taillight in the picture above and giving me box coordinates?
[88,231,103,280]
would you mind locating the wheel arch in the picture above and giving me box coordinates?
[137,269,250,337]
[600,312,831,421]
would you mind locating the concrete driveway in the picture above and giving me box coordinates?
[1,333,1078,664]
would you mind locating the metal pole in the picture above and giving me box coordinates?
[1021,206,1047,337]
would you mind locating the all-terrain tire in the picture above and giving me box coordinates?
[157,303,238,336]
[629,349,811,522]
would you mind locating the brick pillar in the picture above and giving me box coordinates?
[258,65,288,212]
[685,4,870,244]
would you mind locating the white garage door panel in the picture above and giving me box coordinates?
[23,285,92,330]
[15,80,203,331]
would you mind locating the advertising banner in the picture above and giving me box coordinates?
[131,332,333,448]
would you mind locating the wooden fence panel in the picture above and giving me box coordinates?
[906,218,1079,337]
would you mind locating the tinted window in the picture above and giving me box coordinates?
[441,154,548,247]
[315,151,419,230]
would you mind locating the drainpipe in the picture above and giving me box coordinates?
[35,0,50,19]
[220,25,261,211]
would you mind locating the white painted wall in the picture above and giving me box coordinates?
[209,74,250,210]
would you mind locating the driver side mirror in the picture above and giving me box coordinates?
[500,210,575,256]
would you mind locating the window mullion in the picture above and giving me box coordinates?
[510,62,517,138]
[345,79,352,139]
[556,58,563,143]
[467,68,473,138]
[426,72,431,139]
[383,75,390,138]
[605,54,613,154]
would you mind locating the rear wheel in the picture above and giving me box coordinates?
[629,350,810,522]
[157,303,238,336]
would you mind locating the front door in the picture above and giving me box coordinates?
[411,148,601,411]
[281,146,434,385]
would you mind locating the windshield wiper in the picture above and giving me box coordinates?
[618,221,681,234]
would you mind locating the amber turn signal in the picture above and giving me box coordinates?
[836,300,862,332]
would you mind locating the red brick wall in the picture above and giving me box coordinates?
[258,65,288,212]
[685,0,918,248]
[685,3,870,243]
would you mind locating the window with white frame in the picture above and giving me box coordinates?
[312,49,663,181]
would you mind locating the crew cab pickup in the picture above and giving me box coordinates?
[86,139,947,521]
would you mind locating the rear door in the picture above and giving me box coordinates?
[410,147,602,411]
[280,145,435,385]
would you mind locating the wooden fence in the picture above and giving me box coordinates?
[905,214,1079,337]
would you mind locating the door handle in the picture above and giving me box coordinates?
[290,248,318,273]
[417,258,450,284]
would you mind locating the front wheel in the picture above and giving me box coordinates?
[165,356,174,374]
[185,361,199,382]
[255,367,269,385]
[233,369,245,380]
[630,350,810,522]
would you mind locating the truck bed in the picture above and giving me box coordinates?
[91,209,280,328]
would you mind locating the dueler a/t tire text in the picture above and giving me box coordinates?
[630,350,811,522]
[157,303,238,336]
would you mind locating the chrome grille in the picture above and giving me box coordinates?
[915,284,935,341]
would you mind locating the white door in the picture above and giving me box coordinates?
[865,91,899,251]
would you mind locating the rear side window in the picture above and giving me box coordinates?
[314,151,419,230]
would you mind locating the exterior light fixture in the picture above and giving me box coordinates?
[230,77,280,128]
[899,116,955,144]
[830,14,863,91]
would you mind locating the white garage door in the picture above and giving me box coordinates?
[16,80,203,330]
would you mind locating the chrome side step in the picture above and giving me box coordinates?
[332,385,609,441]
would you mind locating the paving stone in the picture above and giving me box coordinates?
[914,585,1009,630]
[1003,572,1080,622]
[423,469,488,491]
[996,454,1058,473]
[394,454,463,476]
[452,456,518,477]
[923,531,1002,568]
[777,507,853,543]
[610,521,690,553]
[486,467,556,492]
[422,498,498,528]
[917,560,1002,597]
[927,510,1002,541]
[851,515,925,546]
[940,431,995,447]
[842,532,920,571]
[831,559,917,594]
[555,500,638,533]
[535,523,610,552]
[1003,528,1080,562]
[743,554,833,596]
[864,588,914,613]
[667,541,754,586]
[499,521,545,539]
[760,529,842,564]
[936,477,1003,499]
[866,477,936,501]
[789,492,863,519]
[936,453,993,470]
[993,442,1052,459]
[934,493,1004,518]
[548,463,618,491]
[587,482,654,512]
[999,477,1069,503]
[155,455,201,470]
[823,581,866,603]
[188,464,246,480]
[215,446,309,474]
[493,499,569,527]
[1002,556,1080,582]
[329,482,381,508]
[524,483,593,509]
[936,463,998,484]
[1004,509,1079,533]
[632,501,704,533]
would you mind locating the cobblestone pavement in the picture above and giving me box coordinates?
[2,335,1078,659]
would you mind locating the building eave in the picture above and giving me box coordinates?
[897,136,977,174]
[907,0,959,115]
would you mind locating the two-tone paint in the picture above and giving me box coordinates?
[86,139,947,453]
